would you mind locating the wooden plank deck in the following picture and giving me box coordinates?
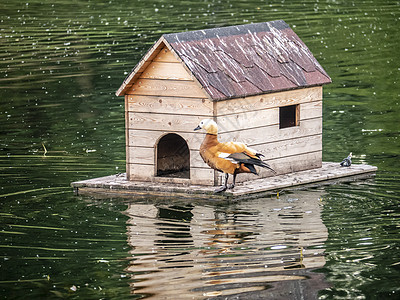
[71,162,377,199]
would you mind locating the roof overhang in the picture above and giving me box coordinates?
[117,21,332,100]
[116,37,172,96]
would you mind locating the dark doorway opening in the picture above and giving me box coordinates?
[156,133,190,178]
[279,104,300,129]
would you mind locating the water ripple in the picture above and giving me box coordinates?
[124,191,329,298]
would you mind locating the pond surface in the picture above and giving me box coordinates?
[1,0,399,299]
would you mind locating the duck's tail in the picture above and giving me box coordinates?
[223,152,276,175]
[245,157,276,174]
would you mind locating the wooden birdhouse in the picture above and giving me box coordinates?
[116,20,331,186]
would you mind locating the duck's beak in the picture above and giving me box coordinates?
[194,125,201,131]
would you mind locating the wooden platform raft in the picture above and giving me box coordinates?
[71,162,377,199]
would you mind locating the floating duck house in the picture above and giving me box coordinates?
[116,20,331,186]
[72,20,377,197]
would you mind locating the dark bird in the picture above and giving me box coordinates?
[340,152,352,167]
[194,119,275,193]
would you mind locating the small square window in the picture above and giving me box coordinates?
[279,104,299,129]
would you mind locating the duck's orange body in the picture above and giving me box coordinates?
[200,133,258,175]
[194,119,275,192]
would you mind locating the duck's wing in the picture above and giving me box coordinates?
[216,142,261,158]
[218,152,275,173]
[216,141,247,153]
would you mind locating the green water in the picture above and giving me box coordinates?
[1,0,399,299]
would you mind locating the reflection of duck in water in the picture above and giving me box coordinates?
[194,119,275,193]
[124,190,330,299]
[200,227,252,255]
[340,152,352,167]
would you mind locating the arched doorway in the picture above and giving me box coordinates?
[156,133,190,179]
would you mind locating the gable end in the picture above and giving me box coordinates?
[117,20,331,100]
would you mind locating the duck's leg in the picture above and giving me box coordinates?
[214,173,228,193]
[228,171,237,189]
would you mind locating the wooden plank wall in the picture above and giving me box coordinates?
[125,45,324,187]
[125,46,214,185]
[215,86,323,184]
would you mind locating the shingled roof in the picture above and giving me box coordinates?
[117,20,331,101]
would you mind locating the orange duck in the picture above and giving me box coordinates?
[194,119,275,193]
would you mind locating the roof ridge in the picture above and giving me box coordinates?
[163,20,289,44]
[117,20,331,100]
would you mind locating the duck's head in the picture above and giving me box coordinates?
[194,119,218,135]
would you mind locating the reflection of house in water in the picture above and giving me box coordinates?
[124,190,330,299]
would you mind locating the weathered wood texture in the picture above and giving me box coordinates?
[127,79,205,98]
[212,86,323,183]
[262,134,322,160]
[127,145,213,185]
[127,95,213,116]
[215,86,322,116]
[128,130,204,149]
[216,100,321,132]
[129,147,205,168]
[128,112,206,132]
[127,163,214,186]
[123,47,324,186]
[218,118,322,146]
[125,47,213,183]
[140,61,193,81]
[125,84,131,179]
[215,117,322,182]
[217,151,322,185]
[117,21,331,101]
[153,46,180,62]
[117,39,167,96]
[126,130,212,184]
[71,163,378,198]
